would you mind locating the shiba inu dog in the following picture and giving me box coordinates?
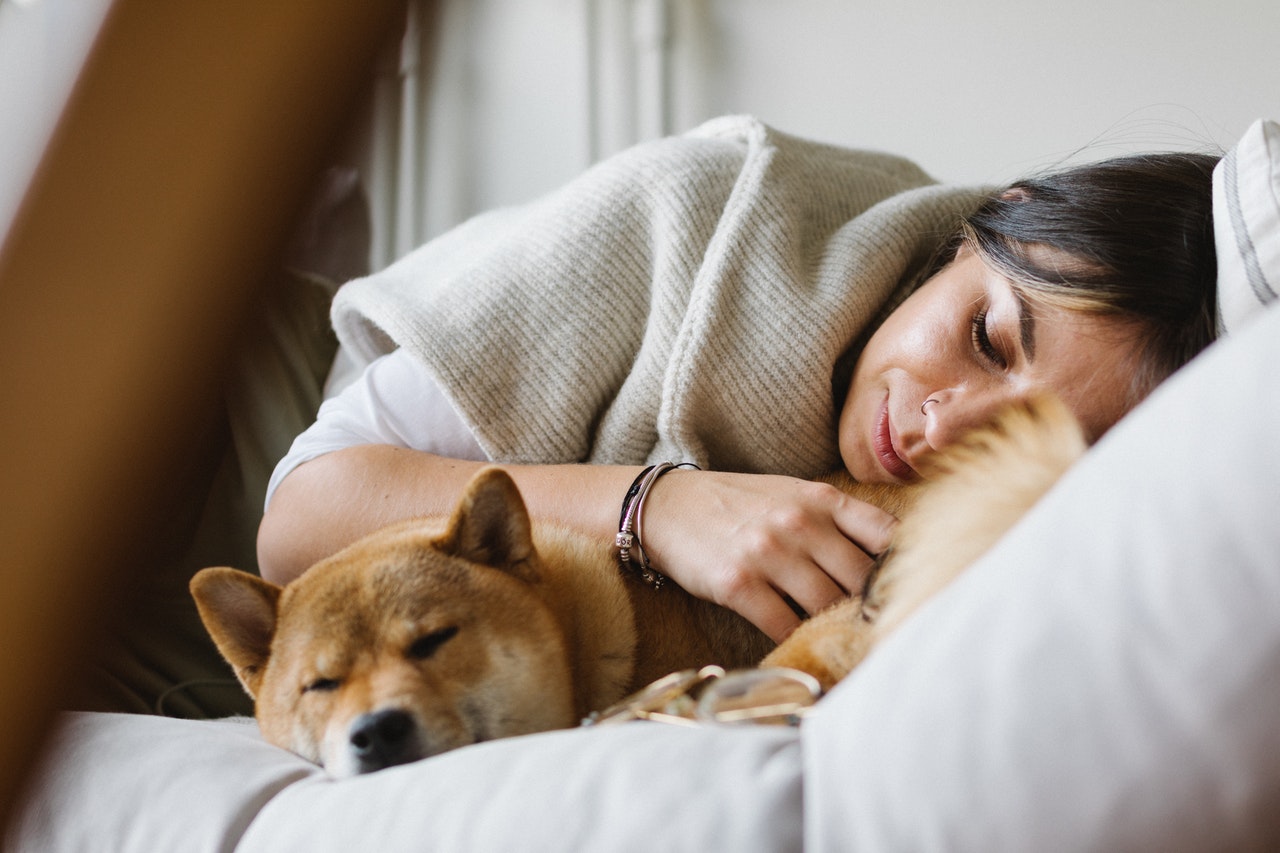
[191,395,1083,776]
[191,471,774,776]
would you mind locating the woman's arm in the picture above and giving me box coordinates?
[258,447,897,643]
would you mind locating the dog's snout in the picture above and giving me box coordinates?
[348,709,419,773]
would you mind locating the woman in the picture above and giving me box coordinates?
[258,118,1217,644]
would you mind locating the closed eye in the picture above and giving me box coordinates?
[970,308,1007,368]
[303,677,340,694]
[408,626,459,660]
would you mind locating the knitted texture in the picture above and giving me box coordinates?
[332,116,986,477]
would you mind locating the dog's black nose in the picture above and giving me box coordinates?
[348,709,419,773]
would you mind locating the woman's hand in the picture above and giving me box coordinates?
[639,470,898,643]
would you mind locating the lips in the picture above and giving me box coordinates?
[873,397,916,481]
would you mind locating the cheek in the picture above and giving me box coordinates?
[893,301,957,364]
[835,391,863,470]
[838,344,891,479]
[848,301,952,402]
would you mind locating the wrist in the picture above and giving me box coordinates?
[615,462,699,587]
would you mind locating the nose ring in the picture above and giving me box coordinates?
[921,398,939,415]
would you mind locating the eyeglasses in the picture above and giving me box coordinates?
[581,665,823,728]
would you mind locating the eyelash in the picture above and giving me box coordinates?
[970,309,1006,368]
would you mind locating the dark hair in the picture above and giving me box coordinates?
[960,152,1219,401]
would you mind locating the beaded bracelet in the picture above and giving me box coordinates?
[615,461,699,586]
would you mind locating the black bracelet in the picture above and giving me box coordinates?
[615,461,699,587]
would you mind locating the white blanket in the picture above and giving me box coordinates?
[332,116,986,477]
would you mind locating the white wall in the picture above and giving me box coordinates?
[398,0,1278,248]
[5,0,1271,264]
[668,0,1277,184]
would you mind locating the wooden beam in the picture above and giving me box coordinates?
[0,0,407,826]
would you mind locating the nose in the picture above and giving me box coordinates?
[921,387,1018,452]
[348,708,420,773]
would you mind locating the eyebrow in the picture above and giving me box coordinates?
[1012,288,1037,363]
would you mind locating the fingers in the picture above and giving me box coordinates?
[742,480,895,601]
[722,546,873,643]
[640,471,899,642]
[702,502,892,643]
[789,533,878,601]
[829,485,899,556]
[735,585,807,644]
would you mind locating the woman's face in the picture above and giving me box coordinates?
[838,244,1146,483]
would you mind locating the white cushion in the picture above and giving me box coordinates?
[1214,118,1280,334]
[804,296,1280,851]
[238,724,800,852]
[10,712,802,852]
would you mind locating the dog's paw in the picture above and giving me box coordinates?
[760,597,873,692]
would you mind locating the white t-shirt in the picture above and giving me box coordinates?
[264,348,487,509]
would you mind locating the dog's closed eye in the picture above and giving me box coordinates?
[304,677,341,694]
[407,626,459,661]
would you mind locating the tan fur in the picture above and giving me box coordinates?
[191,469,771,776]
[192,394,1083,774]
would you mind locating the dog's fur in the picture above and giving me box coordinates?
[191,395,1084,776]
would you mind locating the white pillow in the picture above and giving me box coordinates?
[804,296,1280,849]
[1215,118,1280,335]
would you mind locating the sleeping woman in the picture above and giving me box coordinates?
[257,116,1218,643]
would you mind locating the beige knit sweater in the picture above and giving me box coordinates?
[332,116,986,478]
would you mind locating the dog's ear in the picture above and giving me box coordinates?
[438,467,539,583]
[190,567,282,698]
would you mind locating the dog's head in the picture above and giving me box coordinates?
[191,467,576,776]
